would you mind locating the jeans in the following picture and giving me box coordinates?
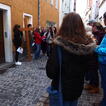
[34,44,41,59]
[63,100,78,106]
[99,64,106,106]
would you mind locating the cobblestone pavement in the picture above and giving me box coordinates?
[0,56,103,106]
[0,56,50,106]
[41,89,103,106]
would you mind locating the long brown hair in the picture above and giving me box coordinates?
[58,12,91,44]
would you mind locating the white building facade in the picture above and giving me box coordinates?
[84,0,106,25]
[59,0,76,26]
[98,0,106,26]
[91,0,99,21]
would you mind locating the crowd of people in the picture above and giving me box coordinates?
[13,25,57,65]
[33,26,57,59]
[12,12,106,106]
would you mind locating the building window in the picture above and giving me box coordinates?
[56,0,58,9]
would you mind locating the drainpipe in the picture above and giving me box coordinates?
[38,0,40,26]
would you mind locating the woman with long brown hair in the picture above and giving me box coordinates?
[46,12,97,106]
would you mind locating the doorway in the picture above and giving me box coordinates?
[22,13,33,57]
[0,3,13,63]
[0,10,5,63]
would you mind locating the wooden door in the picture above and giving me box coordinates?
[0,10,5,63]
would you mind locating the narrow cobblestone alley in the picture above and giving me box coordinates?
[0,56,103,106]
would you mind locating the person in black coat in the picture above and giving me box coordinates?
[46,12,97,106]
[13,24,23,65]
[93,12,106,106]
[84,22,105,94]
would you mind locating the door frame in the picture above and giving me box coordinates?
[0,3,13,62]
[23,13,33,28]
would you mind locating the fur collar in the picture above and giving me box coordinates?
[53,36,97,55]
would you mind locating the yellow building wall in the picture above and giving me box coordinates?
[0,0,38,29]
[40,0,59,28]
[0,0,59,28]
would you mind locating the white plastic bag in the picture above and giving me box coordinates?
[17,47,23,54]
[32,42,35,47]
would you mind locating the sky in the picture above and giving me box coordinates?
[76,0,87,18]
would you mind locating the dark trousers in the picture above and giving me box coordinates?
[41,42,47,54]
[47,44,52,57]
[15,46,19,62]
[89,70,99,87]
[85,55,99,87]
[85,70,99,87]
[99,64,106,106]
[34,44,41,59]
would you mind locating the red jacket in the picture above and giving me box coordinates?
[34,32,45,44]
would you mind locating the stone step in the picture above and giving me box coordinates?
[0,62,15,74]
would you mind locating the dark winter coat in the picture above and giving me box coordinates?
[13,30,23,47]
[46,36,97,101]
